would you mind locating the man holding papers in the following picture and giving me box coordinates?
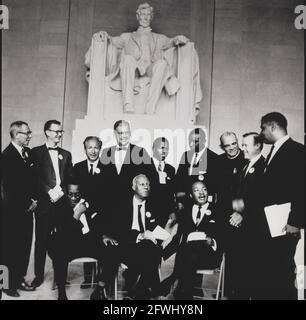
[259,112,304,300]
[31,120,73,288]
[100,174,164,300]
[47,179,105,300]
[160,180,222,300]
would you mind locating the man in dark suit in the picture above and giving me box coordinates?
[147,137,176,227]
[257,112,304,300]
[47,179,106,300]
[175,127,220,210]
[1,121,37,297]
[226,132,265,299]
[100,120,151,201]
[218,131,246,214]
[160,180,223,300]
[100,174,163,300]
[31,120,73,288]
[72,136,105,288]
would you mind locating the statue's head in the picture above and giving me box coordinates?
[136,3,154,27]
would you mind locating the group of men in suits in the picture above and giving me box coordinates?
[1,112,304,300]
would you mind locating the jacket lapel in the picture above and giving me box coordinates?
[43,145,56,178]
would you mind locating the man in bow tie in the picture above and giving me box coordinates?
[72,136,106,288]
[30,120,73,288]
[100,120,151,203]
[1,121,37,297]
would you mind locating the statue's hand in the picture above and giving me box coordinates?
[93,31,109,42]
[173,35,189,46]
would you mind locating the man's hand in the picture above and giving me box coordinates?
[205,237,213,246]
[232,198,245,213]
[73,203,87,221]
[283,224,301,238]
[102,235,119,246]
[27,199,38,212]
[229,212,243,228]
[93,31,110,42]
[166,212,177,228]
[142,230,157,245]
[173,35,189,46]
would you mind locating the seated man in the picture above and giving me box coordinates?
[160,180,223,299]
[100,174,163,300]
[47,179,106,300]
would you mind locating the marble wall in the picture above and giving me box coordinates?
[2,0,304,153]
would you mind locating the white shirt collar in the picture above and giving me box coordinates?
[87,159,99,172]
[116,143,130,151]
[45,142,59,150]
[137,26,152,33]
[12,141,23,156]
[274,135,290,150]
[192,202,209,224]
[248,153,262,167]
[152,157,165,171]
[133,195,146,207]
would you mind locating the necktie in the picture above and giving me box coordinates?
[21,147,28,162]
[242,160,250,177]
[193,152,199,167]
[196,205,202,225]
[138,204,145,233]
[48,147,58,151]
[90,164,94,175]
[265,145,275,168]
[158,161,163,172]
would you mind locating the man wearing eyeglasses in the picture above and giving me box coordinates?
[30,120,73,288]
[1,121,37,297]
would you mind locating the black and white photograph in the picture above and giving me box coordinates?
[0,0,304,304]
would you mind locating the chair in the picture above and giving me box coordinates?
[68,257,98,288]
[193,253,225,300]
[114,263,128,300]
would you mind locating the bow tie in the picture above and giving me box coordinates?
[116,146,128,151]
[48,147,59,151]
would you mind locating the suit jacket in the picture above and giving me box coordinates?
[163,201,223,259]
[100,143,151,199]
[218,150,246,212]
[146,160,176,225]
[262,138,304,229]
[31,144,72,204]
[101,195,160,245]
[175,148,220,196]
[72,159,106,215]
[236,155,266,235]
[1,143,36,217]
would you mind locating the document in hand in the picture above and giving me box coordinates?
[264,202,291,238]
[79,213,90,234]
[152,225,171,241]
[187,231,207,242]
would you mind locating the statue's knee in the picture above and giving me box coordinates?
[153,59,167,70]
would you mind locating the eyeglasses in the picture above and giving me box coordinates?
[48,129,64,135]
[17,131,32,136]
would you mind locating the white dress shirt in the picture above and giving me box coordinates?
[189,148,206,176]
[245,153,262,176]
[46,143,61,186]
[132,196,146,232]
[87,159,100,175]
[267,135,290,166]
[114,144,129,174]
[191,203,217,251]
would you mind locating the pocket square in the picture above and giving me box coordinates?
[209,220,215,223]
[91,212,98,219]
[30,163,34,167]
[149,219,156,223]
